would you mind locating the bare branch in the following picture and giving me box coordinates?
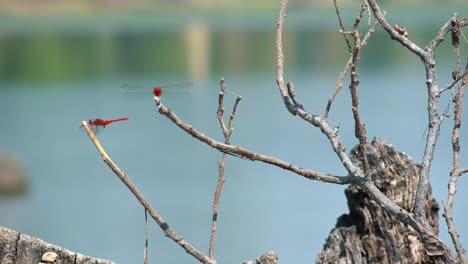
[333,0,352,52]
[217,79,229,138]
[439,70,468,95]
[428,14,459,52]
[154,98,350,184]
[81,121,215,264]
[209,79,242,259]
[324,19,379,119]
[324,58,352,119]
[348,28,370,179]
[352,4,367,30]
[276,0,289,99]
[444,62,468,261]
[413,16,462,227]
[367,0,425,58]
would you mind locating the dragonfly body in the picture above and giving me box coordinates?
[87,117,129,133]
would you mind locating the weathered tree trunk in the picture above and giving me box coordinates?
[317,138,441,264]
[0,226,115,264]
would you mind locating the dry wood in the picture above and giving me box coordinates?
[0,226,114,264]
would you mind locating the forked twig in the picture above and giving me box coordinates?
[324,18,379,119]
[154,97,350,184]
[209,79,242,259]
[444,61,468,261]
[81,121,215,264]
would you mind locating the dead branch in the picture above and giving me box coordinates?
[275,0,461,261]
[209,79,242,259]
[333,0,352,52]
[443,61,468,261]
[153,87,461,262]
[367,0,425,58]
[154,97,350,184]
[324,57,352,119]
[324,18,379,119]
[81,121,215,264]
[348,11,370,179]
[367,0,459,230]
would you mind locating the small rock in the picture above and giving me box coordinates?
[257,251,278,264]
[42,251,58,262]
[0,154,28,196]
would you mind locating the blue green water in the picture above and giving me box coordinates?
[1,7,467,264]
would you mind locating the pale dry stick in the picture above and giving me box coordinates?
[367,0,425,58]
[209,79,242,259]
[276,0,362,176]
[352,4,367,30]
[444,62,468,261]
[363,0,371,27]
[347,7,372,179]
[154,98,350,184]
[324,58,352,119]
[324,19,380,119]
[439,70,468,95]
[414,14,460,228]
[333,0,352,52]
[81,121,216,264]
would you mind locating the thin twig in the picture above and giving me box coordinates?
[367,0,425,58]
[444,62,468,261]
[353,4,367,30]
[324,18,380,119]
[275,0,289,99]
[324,57,352,119]
[363,0,371,27]
[154,97,350,184]
[81,121,215,264]
[209,79,242,259]
[286,82,303,110]
[333,0,352,53]
[348,9,371,180]
[439,70,468,95]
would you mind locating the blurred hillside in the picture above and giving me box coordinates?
[0,0,465,14]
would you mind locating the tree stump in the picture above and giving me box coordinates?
[317,138,440,263]
[0,226,115,264]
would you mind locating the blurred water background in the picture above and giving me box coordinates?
[0,1,467,263]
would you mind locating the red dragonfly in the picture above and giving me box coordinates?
[122,82,192,98]
[87,117,129,133]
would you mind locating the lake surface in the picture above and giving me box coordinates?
[0,7,467,263]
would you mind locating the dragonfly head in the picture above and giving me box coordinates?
[153,87,162,97]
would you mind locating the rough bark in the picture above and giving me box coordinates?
[242,251,278,264]
[0,226,115,264]
[317,138,441,264]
